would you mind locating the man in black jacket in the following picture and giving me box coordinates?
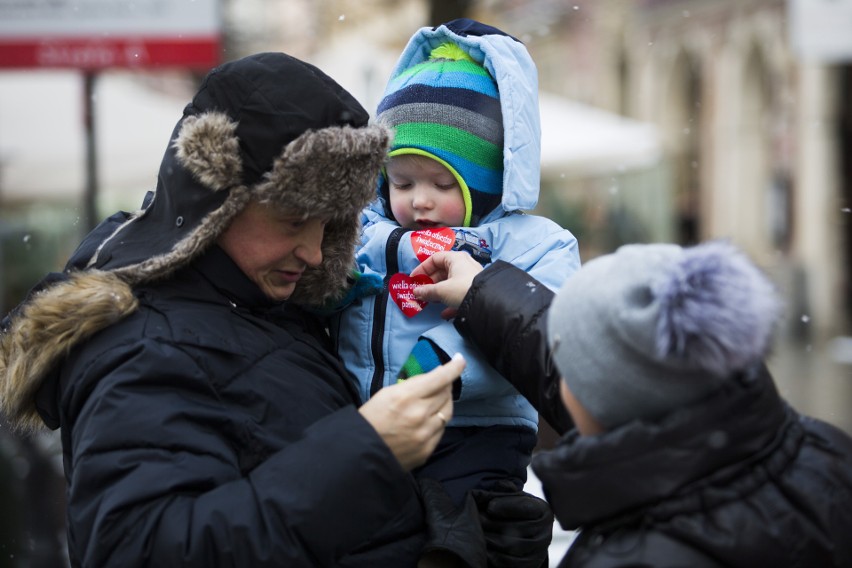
[0,52,552,567]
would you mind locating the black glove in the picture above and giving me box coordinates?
[470,480,554,568]
[418,478,488,568]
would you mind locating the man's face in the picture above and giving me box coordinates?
[218,201,327,302]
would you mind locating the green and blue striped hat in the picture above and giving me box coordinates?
[377,42,504,227]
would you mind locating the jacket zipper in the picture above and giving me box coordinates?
[370,227,408,396]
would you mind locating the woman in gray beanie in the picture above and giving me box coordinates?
[413,241,852,567]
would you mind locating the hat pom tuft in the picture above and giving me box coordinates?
[653,241,782,376]
[430,42,475,62]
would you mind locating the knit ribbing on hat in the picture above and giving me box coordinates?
[377,42,504,226]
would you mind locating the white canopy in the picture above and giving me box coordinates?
[0,72,661,207]
[0,70,187,205]
[538,92,661,177]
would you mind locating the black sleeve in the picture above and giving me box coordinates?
[453,260,573,434]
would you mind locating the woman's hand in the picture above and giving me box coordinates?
[411,251,483,319]
[359,355,466,471]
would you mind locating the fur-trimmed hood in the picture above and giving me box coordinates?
[1,52,390,430]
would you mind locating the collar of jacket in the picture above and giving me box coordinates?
[532,364,793,530]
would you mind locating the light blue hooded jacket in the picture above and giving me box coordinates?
[332,20,581,432]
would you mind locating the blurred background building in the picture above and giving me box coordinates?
[1,0,851,565]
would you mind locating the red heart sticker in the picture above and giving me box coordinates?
[388,273,433,317]
[411,227,455,263]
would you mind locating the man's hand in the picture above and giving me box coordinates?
[411,251,484,319]
[359,354,465,471]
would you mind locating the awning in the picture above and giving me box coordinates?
[0,70,186,204]
[538,92,661,177]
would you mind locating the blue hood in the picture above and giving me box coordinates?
[378,19,541,219]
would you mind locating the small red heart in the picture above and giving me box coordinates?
[411,227,456,263]
[388,273,433,317]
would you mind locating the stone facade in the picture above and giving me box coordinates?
[480,0,851,339]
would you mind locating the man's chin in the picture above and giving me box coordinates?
[263,282,297,302]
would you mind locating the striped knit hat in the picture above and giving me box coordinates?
[377,42,504,227]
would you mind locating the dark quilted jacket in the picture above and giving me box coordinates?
[455,260,852,568]
[33,247,428,566]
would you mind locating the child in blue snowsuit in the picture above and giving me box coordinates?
[333,19,581,506]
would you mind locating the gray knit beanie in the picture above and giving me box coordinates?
[546,240,782,430]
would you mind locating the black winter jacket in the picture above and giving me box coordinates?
[36,247,429,567]
[0,53,500,568]
[455,261,852,568]
[1,52,490,567]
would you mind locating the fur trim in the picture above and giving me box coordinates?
[259,124,391,306]
[0,271,138,431]
[289,216,360,306]
[654,241,782,375]
[256,125,390,218]
[113,187,253,286]
[174,112,243,191]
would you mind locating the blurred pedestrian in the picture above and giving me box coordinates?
[414,242,852,567]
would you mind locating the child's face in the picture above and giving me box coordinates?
[387,154,466,230]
